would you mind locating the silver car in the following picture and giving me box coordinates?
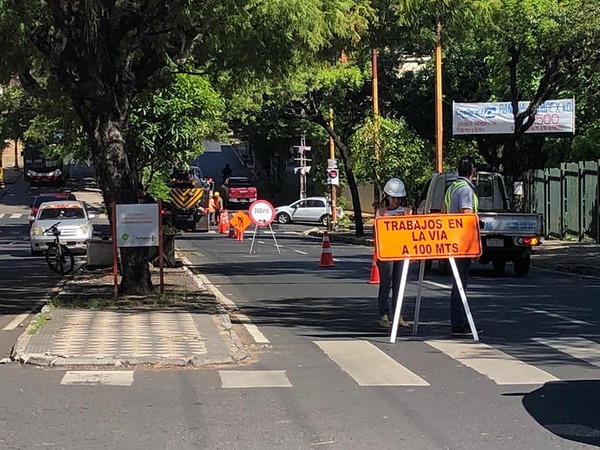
[30,200,95,256]
[275,197,343,225]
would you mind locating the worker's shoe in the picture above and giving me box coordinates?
[399,317,410,328]
[379,315,391,329]
[451,325,483,336]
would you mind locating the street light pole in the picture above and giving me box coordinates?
[372,48,380,211]
[435,21,443,173]
[329,106,337,229]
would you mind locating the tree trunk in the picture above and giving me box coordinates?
[76,104,152,295]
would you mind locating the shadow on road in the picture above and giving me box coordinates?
[505,381,600,447]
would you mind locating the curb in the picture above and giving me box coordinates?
[181,260,248,364]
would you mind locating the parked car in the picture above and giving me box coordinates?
[29,192,77,227]
[275,197,343,226]
[30,200,95,256]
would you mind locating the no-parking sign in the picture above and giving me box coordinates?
[248,200,276,226]
[327,169,339,186]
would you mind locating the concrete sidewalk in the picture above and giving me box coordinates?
[11,266,247,367]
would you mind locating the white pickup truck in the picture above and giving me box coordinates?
[416,171,542,276]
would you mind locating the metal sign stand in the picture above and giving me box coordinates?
[248,223,281,255]
[390,257,479,343]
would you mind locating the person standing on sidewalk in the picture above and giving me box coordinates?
[444,156,482,336]
[376,177,411,329]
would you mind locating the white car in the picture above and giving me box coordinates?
[30,200,95,256]
[275,197,343,226]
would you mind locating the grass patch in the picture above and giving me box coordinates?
[27,311,50,335]
[49,289,219,312]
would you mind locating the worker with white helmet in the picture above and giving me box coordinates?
[375,177,411,329]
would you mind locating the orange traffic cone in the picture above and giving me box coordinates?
[219,210,229,234]
[367,253,380,284]
[235,229,244,242]
[319,232,335,267]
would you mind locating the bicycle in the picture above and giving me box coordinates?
[45,222,75,275]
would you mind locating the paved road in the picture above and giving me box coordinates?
[177,231,600,449]
[1,160,600,448]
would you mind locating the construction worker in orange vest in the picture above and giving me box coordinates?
[208,192,216,226]
[214,191,224,225]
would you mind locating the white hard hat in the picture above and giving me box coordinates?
[383,177,407,198]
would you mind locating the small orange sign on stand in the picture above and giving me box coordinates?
[231,211,252,233]
[374,213,482,343]
[375,213,482,261]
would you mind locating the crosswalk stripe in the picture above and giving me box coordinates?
[315,340,430,386]
[9,214,21,219]
[0,214,4,219]
[426,340,559,385]
[1,313,30,331]
[61,371,134,386]
[533,337,600,368]
[219,370,292,388]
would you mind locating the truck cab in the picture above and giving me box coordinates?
[417,171,542,276]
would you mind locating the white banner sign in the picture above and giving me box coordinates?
[116,203,159,247]
[453,99,575,135]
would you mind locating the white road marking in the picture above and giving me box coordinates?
[9,214,21,219]
[332,258,342,262]
[522,307,592,325]
[180,255,270,344]
[220,370,292,388]
[315,340,429,386]
[533,337,600,368]
[426,340,559,385]
[294,249,308,255]
[61,371,134,386]
[423,280,451,289]
[1,313,30,331]
[258,240,265,244]
[0,214,4,219]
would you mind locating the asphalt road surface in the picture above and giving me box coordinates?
[1,163,600,449]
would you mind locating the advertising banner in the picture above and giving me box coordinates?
[453,99,575,135]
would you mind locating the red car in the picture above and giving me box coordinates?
[29,193,77,226]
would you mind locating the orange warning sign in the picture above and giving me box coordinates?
[231,211,252,233]
[374,213,482,261]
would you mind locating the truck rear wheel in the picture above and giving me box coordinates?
[513,254,530,277]
[492,259,506,272]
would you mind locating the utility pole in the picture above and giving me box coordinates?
[328,107,337,230]
[294,135,311,200]
[372,48,380,210]
[435,21,443,173]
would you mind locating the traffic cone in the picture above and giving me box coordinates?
[367,253,380,284]
[319,232,335,267]
[235,229,244,242]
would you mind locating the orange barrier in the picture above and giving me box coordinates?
[235,229,244,242]
[319,232,335,267]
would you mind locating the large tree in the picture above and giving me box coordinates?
[0,0,370,294]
